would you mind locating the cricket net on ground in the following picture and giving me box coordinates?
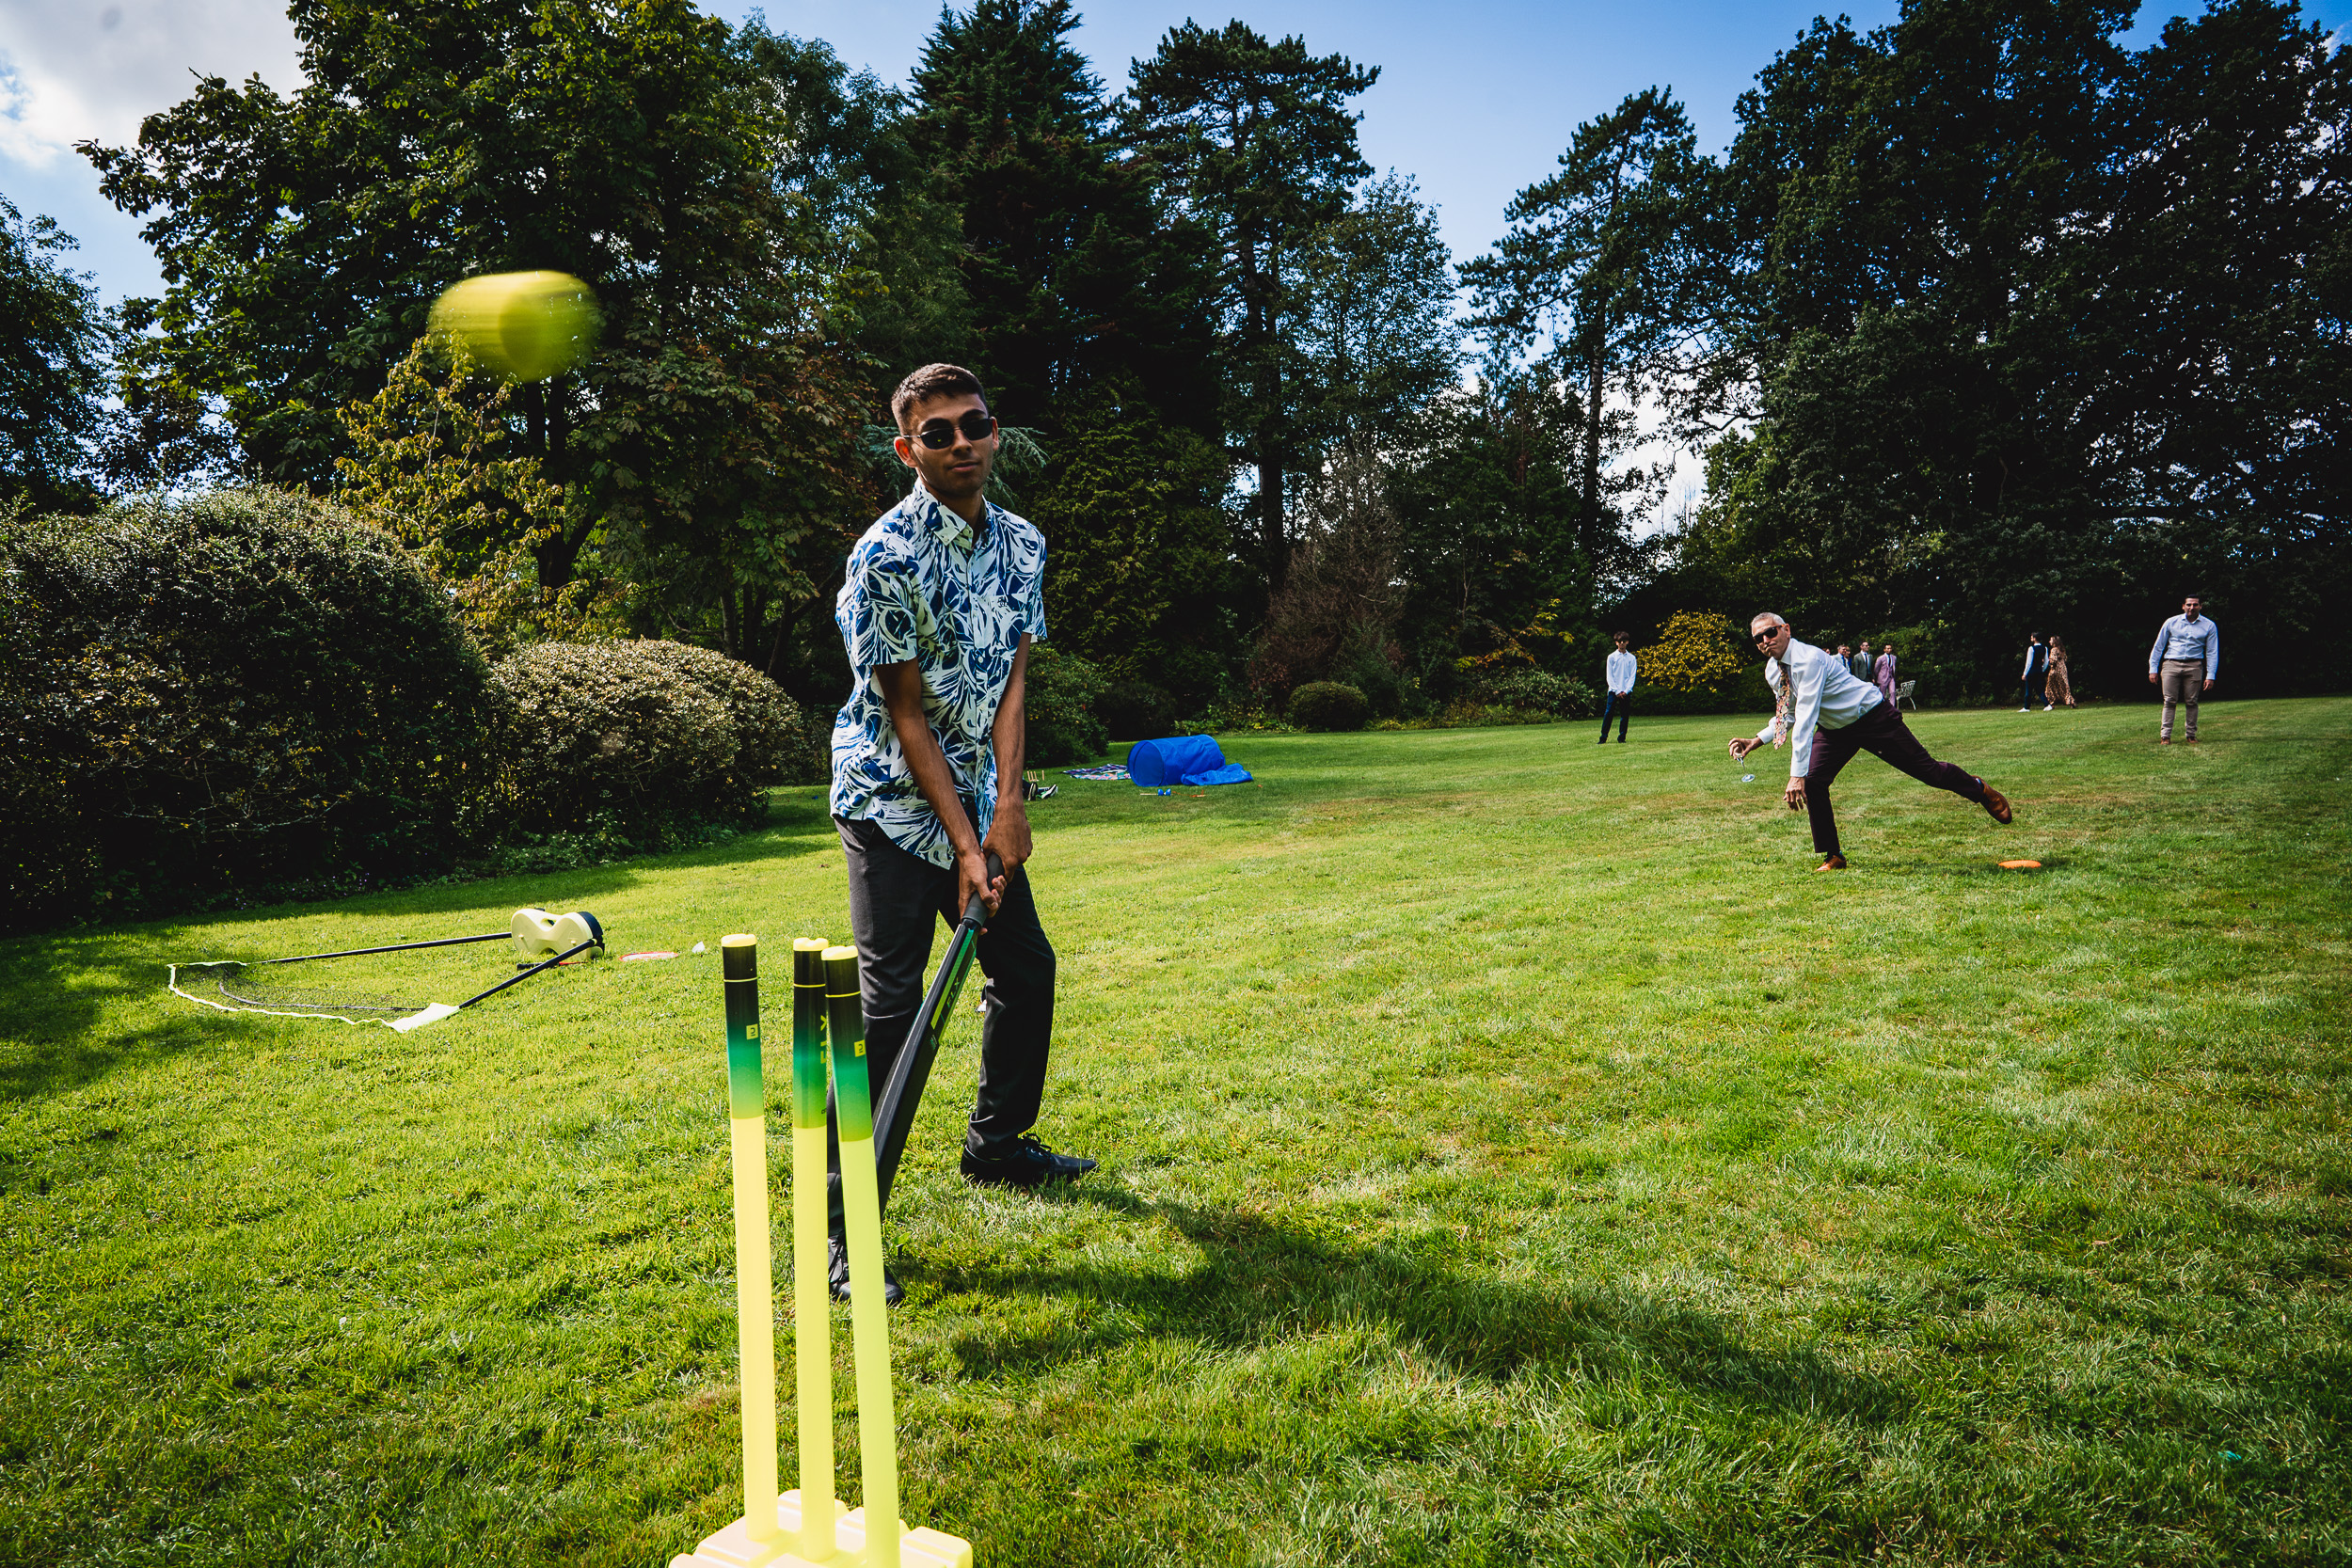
[165,911,604,1032]
[169,960,434,1022]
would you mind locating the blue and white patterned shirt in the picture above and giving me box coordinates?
[829,483,1049,867]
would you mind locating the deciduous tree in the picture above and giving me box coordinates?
[0,198,111,509]
[86,2,889,674]
[1465,88,1706,528]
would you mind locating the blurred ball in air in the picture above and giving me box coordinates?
[428,271,599,382]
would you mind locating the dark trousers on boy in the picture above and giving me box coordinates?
[1804,701,1987,858]
[824,806,1056,1237]
[1598,691,1631,743]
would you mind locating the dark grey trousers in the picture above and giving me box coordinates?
[824,810,1057,1235]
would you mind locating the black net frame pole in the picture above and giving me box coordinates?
[261,930,511,966]
[871,850,1000,1214]
[456,938,599,1010]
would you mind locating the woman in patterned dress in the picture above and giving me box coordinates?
[2044,636,2076,707]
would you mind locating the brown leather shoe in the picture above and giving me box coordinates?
[1815,853,1848,871]
[1979,782,2012,824]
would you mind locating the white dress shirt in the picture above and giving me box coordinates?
[1754,639,1885,778]
[2148,614,2219,677]
[1605,648,1637,693]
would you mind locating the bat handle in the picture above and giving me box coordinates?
[961,850,1006,927]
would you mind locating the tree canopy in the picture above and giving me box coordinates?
[29,0,2346,715]
[0,197,111,510]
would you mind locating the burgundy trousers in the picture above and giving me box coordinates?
[1805,700,1984,856]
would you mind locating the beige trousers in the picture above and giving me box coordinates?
[2159,658,2204,738]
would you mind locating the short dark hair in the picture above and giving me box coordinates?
[1612,630,1629,641]
[891,363,989,432]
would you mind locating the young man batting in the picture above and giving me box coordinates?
[1728,613,2013,870]
[824,363,1096,1305]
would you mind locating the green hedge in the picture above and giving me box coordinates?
[1097,678,1176,741]
[1290,681,1370,732]
[491,641,816,843]
[1478,670,1600,720]
[1025,644,1109,766]
[0,489,500,931]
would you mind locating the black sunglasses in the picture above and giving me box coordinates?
[911,410,997,450]
[1752,628,1782,644]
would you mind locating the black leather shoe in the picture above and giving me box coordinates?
[826,1232,904,1307]
[961,1134,1098,1189]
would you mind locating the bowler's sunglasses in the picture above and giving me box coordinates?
[911,410,997,450]
[1752,628,1782,644]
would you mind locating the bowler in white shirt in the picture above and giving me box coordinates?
[1600,632,1637,743]
[1728,612,2013,871]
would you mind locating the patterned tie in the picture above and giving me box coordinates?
[1770,654,1792,748]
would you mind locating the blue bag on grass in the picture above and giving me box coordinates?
[1127,734,1226,786]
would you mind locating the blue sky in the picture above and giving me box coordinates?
[0,0,2281,313]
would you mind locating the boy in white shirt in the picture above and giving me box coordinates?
[1599,632,1637,744]
[1728,613,2012,870]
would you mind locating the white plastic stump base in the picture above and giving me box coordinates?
[824,1497,974,1568]
[668,1495,971,1568]
[667,1514,793,1568]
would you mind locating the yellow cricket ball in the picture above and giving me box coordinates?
[428,270,600,382]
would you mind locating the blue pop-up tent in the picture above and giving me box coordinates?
[1127,735,1252,787]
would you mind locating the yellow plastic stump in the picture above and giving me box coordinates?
[669,939,972,1568]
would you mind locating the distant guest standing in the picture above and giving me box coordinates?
[2043,636,2075,708]
[1851,641,1876,682]
[1599,632,1637,744]
[2017,634,2049,712]
[1874,643,1899,706]
[2148,595,2219,743]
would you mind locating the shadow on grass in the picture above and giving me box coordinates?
[932,1189,1904,1424]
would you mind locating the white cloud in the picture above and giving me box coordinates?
[0,0,299,166]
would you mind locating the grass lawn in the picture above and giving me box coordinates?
[4,697,2348,1566]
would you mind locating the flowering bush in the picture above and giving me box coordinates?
[1643,610,1746,692]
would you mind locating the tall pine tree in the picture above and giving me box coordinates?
[907,0,1232,703]
[907,0,1211,431]
[1128,22,1376,592]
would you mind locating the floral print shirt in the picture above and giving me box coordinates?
[829,483,1048,867]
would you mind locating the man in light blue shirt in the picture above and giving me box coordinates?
[2148,594,2218,743]
[1599,631,1637,743]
